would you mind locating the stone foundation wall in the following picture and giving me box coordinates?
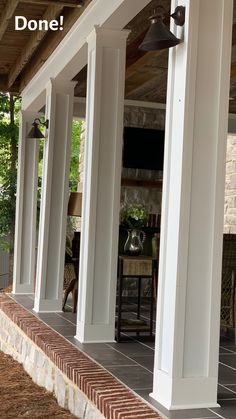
[0,310,103,419]
[0,294,160,419]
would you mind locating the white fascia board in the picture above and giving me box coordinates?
[124,100,166,110]
[22,0,152,111]
[72,98,166,119]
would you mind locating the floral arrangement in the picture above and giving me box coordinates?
[120,203,148,230]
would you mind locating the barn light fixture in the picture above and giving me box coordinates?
[139,5,185,51]
[27,118,49,139]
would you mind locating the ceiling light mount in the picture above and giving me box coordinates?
[170,6,185,26]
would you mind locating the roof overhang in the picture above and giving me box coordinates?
[21,0,152,111]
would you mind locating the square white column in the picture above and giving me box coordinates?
[76,27,129,343]
[34,79,74,312]
[151,0,233,410]
[13,110,39,294]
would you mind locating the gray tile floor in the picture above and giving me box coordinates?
[11,294,236,419]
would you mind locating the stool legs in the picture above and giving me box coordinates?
[62,278,78,312]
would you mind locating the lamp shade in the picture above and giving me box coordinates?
[27,118,49,139]
[27,122,45,139]
[68,192,82,217]
[139,16,181,51]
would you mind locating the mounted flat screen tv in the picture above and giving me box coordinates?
[123,127,165,170]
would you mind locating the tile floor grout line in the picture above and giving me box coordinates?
[218,397,236,400]
[219,361,236,372]
[220,346,236,354]
[106,344,154,375]
[132,387,153,391]
[120,331,155,351]
[218,383,236,395]
[219,353,236,355]
[219,383,236,386]
[100,363,141,368]
[208,409,226,419]
[37,316,76,328]
[55,313,77,326]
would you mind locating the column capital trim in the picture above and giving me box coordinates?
[45,77,76,95]
[87,26,130,49]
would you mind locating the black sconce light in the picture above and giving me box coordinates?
[139,5,185,51]
[27,118,49,139]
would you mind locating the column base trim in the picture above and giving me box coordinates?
[12,284,34,294]
[76,321,115,343]
[149,393,220,411]
[151,370,219,410]
[33,299,63,313]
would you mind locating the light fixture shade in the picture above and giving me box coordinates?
[139,16,181,51]
[68,192,82,217]
[27,118,49,139]
[27,122,45,139]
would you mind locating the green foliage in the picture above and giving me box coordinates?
[0,93,20,251]
[38,119,82,192]
[36,120,83,225]
[69,120,83,191]
[0,94,82,251]
[120,203,149,230]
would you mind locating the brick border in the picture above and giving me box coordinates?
[0,294,161,419]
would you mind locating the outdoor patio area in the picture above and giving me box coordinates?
[10,293,236,419]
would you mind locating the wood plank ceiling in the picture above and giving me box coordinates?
[0,0,236,113]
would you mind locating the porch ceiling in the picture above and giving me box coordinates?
[1,0,236,113]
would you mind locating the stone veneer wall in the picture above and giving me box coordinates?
[78,106,165,215]
[224,134,236,234]
[78,110,236,233]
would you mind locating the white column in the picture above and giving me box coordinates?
[34,79,74,312]
[76,27,128,343]
[151,0,233,410]
[13,110,39,294]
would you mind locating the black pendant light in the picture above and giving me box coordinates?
[139,6,185,52]
[27,118,49,139]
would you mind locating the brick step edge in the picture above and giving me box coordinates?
[0,294,162,419]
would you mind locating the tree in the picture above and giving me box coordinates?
[37,119,83,195]
[0,93,20,282]
[69,120,83,191]
[0,98,82,284]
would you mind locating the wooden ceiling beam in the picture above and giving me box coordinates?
[0,0,20,42]
[20,0,84,7]
[125,69,167,99]
[0,75,19,93]
[8,4,63,88]
[19,0,91,92]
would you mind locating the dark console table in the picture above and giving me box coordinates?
[116,255,156,342]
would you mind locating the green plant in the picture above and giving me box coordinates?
[120,203,148,230]
[0,93,20,253]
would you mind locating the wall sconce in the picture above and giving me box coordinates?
[139,6,185,51]
[27,118,49,139]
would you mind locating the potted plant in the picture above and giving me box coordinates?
[120,203,148,255]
